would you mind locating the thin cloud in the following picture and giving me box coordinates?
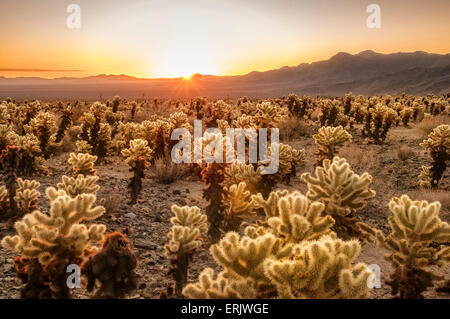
[0,68,84,72]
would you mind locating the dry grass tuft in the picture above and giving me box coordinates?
[99,192,123,215]
[153,156,181,184]
[280,116,311,141]
[397,144,412,161]
[415,115,449,138]
[339,145,378,175]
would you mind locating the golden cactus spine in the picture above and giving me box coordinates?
[68,152,98,177]
[14,178,40,215]
[264,235,373,298]
[222,182,257,231]
[301,156,376,241]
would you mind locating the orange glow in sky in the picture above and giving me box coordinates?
[1,0,449,79]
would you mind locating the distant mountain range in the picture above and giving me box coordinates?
[1,50,449,100]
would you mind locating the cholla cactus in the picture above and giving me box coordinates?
[77,102,110,160]
[204,100,233,128]
[399,107,413,127]
[0,145,19,217]
[196,132,234,243]
[318,99,348,127]
[139,119,173,159]
[96,123,112,159]
[121,139,153,204]
[259,143,305,197]
[313,126,351,167]
[169,111,192,132]
[251,189,289,218]
[1,187,106,298]
[0,186,8,213]
[417,166,433,189]
[68,152,97,177]
[362,103,398,144]
[216,119,230,134]
[14,178,40,215]
[285,94,314,119]
[376,195,450,298]
[207,231,292,296]
[0,103,11,124]
[224,161,262,195]
[277,143,306,179]
[129,101,141,120]
[183,268,258,298]
[350,101,366,124]
[57,175,99,197]
[261,191,335,243]
[411,101,425,121]
[165,205,207,296]
[183,190,345,299]
[22,100,42,130]
[12,133,47,176]
[264,235,373,298]
[301,157,376,241]
[418,124,449,188]
[25,111,58,159]
[222,182,257,231]
[105,109,124,139]
[0,124,16,151]
[55,106,73,143]
[233,113,257,130]
[254,102,288,128]
[112,121,139,153]
[81,231,137,298]
[343,93,354,115]
[75,140,93,153]
[111,96,121,113]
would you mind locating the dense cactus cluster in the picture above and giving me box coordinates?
[1,187,106,298]
[318,99,349,127]
[0,93,448,300]
[183,191,372,299]
[1,152,135,298]
[362,103,399,144]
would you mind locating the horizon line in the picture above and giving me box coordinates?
[0,49,448,80]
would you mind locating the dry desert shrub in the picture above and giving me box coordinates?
[397,144,412,161]
[416,115,449,138]
[99,191,123,215]
[59,134,75,153]
[339,145,378,175]
[153,156,181,184]
[309,107,321,122]
[280,116,311,141]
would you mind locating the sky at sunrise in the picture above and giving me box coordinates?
[1,0,449,79]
